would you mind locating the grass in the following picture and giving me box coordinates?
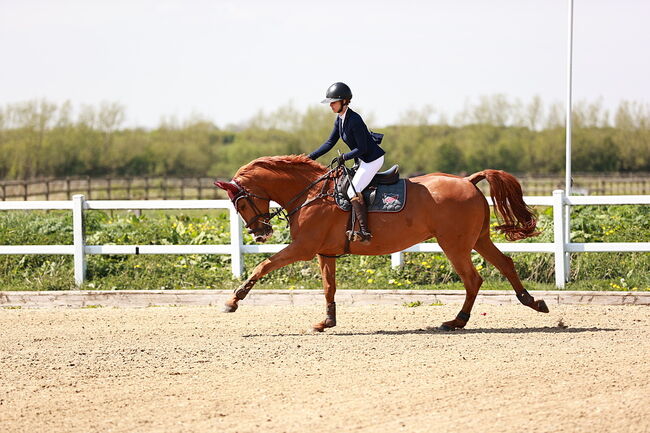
[0,205,648,291]
[404,301,423,308]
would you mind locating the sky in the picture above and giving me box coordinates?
[1,0,649,129]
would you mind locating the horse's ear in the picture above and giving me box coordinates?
[214,181,240,199]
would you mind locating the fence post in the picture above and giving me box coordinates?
[553,190,566,288]
[564,208,571,284]
[229,203,243,278]
[391,251,403,267]
[72,194,87,286]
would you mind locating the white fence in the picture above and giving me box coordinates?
[1,191,649,288]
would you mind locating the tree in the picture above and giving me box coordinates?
[436,141,464,174]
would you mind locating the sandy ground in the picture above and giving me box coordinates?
[1,303,649,433]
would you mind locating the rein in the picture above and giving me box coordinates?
[231,167,337,229]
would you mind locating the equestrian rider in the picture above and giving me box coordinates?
[308,82,385,243]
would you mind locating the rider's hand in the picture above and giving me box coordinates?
[331,155,346,167]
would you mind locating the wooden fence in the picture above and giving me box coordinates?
[1,173,650,201]
[0,177,224,201]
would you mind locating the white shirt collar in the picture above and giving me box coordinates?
[339,107,348,127]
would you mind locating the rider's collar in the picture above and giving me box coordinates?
[338,107,348,125]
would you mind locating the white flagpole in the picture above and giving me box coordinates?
[564,0,574,282]
[565,0,574,196]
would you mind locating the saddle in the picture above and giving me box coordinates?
[334,164,407,213]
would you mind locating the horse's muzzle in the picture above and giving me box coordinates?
[250,227,273,243]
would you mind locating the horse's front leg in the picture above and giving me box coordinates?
[312,254,337,332]
[223,244,314,313]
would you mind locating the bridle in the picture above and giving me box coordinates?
[226,167,338,230]
[229,179,274,231]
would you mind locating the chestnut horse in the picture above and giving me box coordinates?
[215,155,548,331]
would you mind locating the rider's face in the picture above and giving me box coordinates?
[330,100,343,113]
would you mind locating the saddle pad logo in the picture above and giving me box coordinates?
[382,193,402,211]
[334,179,405,213]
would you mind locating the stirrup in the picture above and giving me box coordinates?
[346,230,372,243]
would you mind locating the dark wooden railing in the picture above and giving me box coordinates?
[0,176,225,201]
[1,174,649,201]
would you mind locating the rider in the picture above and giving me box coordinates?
[308,82,385,243]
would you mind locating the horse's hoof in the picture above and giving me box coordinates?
[439,318,466,331]
[536,300,550,313]
[311,321,328,333]
[222,303,238,313]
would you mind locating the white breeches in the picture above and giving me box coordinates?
[347,156,384,198]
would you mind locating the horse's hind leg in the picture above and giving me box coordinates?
[438,243,483,330]
[473,233,549,313]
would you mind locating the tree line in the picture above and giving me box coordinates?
[0,96,648,180]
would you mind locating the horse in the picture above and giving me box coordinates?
[215,154,549,332]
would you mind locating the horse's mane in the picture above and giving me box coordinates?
[235,154,327,184]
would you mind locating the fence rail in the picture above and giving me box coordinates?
[0,191,649,288]
[0,176,224,201]
[2,174,650,201]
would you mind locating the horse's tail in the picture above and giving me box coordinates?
[466,169,540,241]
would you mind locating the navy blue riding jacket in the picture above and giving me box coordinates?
[308,108,385,163]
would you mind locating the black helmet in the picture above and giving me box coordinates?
[321,82,352,104]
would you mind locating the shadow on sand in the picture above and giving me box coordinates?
[243,326,618,338]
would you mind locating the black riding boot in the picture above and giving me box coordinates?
[346,193,372,243]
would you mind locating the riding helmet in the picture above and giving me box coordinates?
[321,82,353,104]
